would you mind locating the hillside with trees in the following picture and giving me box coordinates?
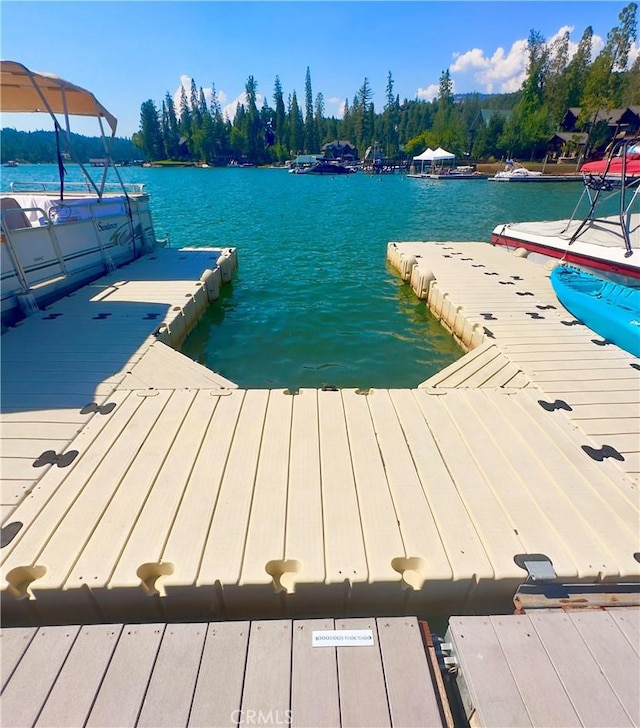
[3,4,638,167]
[0,128,141,165]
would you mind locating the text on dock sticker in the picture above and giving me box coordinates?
[312,629,373,647]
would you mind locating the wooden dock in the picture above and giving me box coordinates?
[2,610,637,727]
[446,607,640,727]
[1,616,448,728]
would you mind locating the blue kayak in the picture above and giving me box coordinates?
[550,266,640,358]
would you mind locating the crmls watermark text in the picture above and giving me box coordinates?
[231,709,293,725]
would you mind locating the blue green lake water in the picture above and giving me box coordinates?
[2,164,588,388]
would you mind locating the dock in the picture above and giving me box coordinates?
[2,609,638,727]
[1,239,639,726]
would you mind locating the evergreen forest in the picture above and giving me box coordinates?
[2,3,638,167]
[131,4,639,165]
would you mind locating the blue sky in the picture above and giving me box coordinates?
[1,1,632,138]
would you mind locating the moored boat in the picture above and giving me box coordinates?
[489,159,582,182]
[550,265,640,357]
[490,137,640,281]
[0,61,164,329]
[292,160,356,175]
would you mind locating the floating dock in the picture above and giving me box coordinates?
[1,240,638,726]
[1,241,638,626]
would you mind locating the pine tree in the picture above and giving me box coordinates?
[135,100,163,160]
[303,67,317,153]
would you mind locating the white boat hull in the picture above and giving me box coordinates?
[490,214,640,281]
[1,191,159,328]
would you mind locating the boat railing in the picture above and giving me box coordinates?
[8,181,146,195]
[1,205,68,293]
[1,197,131,297]
[566,137,640,258]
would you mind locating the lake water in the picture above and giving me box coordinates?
[2,164,588,388]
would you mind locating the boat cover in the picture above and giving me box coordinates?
[0,60,117,133]
[581,156,640,176]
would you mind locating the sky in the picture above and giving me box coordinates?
[1,1,633,138]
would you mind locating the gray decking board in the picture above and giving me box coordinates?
[1,617,445,728]
[336,617,392,727]
[447,608,640,728]
[0,625,82,728]
[290,619,340,728]
[84,623,165,728]
[377,617,444,728]
[1,626,37,690]
[34,625,123,728]
[137,623,208,728]
[188,621,251,728]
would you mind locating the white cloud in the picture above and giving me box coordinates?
[327,96,346,118]
[222,91,265,122]
[416,83,442,101]
[448,27,610,96]
[451,48,489,73]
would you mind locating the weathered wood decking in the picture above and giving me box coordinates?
[447,607,640,727]
[1,242,639,627]
[1,616,445,728]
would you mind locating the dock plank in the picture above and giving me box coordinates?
[85,623,164,728]
[1,626,37,690]
[189,621,250,728]
[291,619,340,728]
[65,389,202,593]
[240,621,292,727]
[160,391,243,603]
[388,388,494,598]
[137,623,208,728]
[528,611,634,727]
[336,617,391,728]
[366,389,453,605]
[318,390,368,588]
[240,390,293,596]
[285,389,325,602]
[27,390,174,595]
[104,389,210,602]
[34,625,122,728]
[197,389,270,589]
[377,617,444,727]
[609,609,640,655]
[342,389,404,592]
[0,625,81,728]
[447,616,533,728]
[568,610,640,723]
[488,615,581,727]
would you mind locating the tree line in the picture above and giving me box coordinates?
[132,4,638,166]
[0,128,140,165]
[2,4,636,166]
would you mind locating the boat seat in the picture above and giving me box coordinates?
[1,197,31,230]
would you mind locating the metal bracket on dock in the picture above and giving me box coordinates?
[514,553,557,583]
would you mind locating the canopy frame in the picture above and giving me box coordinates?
[1,61,123,200]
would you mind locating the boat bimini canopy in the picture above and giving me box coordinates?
[0,60,117,134]
[0,60,125,200]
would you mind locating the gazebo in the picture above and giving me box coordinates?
[412,147,456,173]
[412,147,434,174]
